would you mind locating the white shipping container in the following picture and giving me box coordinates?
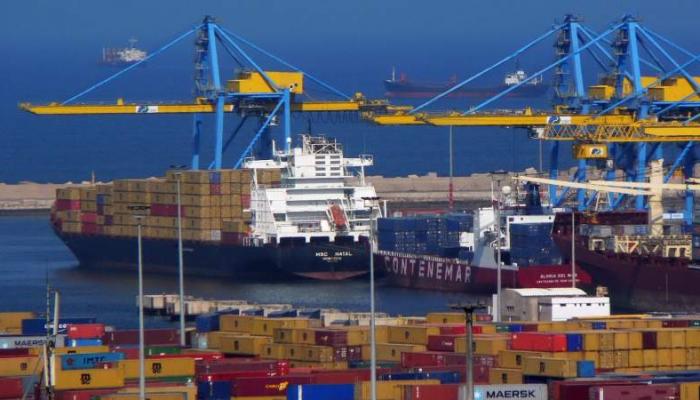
[0,334,67,349]
[474,384,548,400]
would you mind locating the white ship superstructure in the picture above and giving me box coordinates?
[244,135,381,245]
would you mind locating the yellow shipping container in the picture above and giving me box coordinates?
[355,379,440,400]
[680,382,700,400]
[523,357,578,378]
[54,366,125,390]
[583,332,601,351]
[686,330,700,347]
[219,335,272,355]
[672,348,687,366]
[426,312,464,324]
[658,349,672,367]
[687,348,700,365]
[643,349,658,368]
[455,336,509,356]
[387,325,441,345]
[613,332,629,350]
[262,344,286,359]
[370,343,426,362]
[599,332,615,351]
[629,350,644,367]
[54,346,110,355]
[0,311,35,333]
[613,350,629,368]
[489,368,523,384]
[204,331,245,350]
[220,315,254,333]
[251,318,310,337]
[0,356,40,377]
[273,328,315,345]
[498,351,547,369]
[628,331,643,349]
[599,351,615,369]
[121,358,194,379]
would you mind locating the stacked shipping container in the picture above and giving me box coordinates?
[52,169,281,244]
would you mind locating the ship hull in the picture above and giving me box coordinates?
[375,251,591,294]
[384,81,549,99]
[553,235,700,312]
[56,230,370,281]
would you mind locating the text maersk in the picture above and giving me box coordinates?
[485,390,538,398]
[475,384,547,400]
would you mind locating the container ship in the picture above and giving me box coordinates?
[99,38,147,66]
[552,210,700,312]
[384,68,549,99]
[51,135,379,281]
[375,184,591,293]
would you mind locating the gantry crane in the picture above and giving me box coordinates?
[20,16,408,170]
[364,14,700,226]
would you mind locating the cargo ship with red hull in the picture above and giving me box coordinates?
[552,211,699,312]
[50,135,379,281]
[384,68,549,99]
[374,186,591,293]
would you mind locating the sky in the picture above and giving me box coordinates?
[1,0,699,182]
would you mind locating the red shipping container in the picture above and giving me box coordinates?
[0,377,23,399]
[222,232,245,244]
[401,352,449,368]
[511,332,567,352]
[54,389,117,400]
[241,195,251,208]
[68,323,105,339]
[473,365,490,384]
[427,335,462,352]
[662,319,689,328]
[403,384,460,400]
[438,324,466,335]
[0,348,30,357]
[589,384,679,400]
[81,223,100,235]
[642,331,657,349]
[196,359,289,376]
[210,184,222,195]
[150,351,223,362]
[230,375,313,397]
[102,328,178,346]
[55,199,81,211]
[198,370,276,382]
[314,330,348,346]
[80,213,97,224]
[551,379,637,400]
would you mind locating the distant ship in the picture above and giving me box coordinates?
[384,68,549,99]
[100,38,147,66]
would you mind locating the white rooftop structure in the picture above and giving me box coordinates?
[506,288,588,297]
[501,287,610,322]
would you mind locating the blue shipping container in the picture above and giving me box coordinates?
[591,321,607,330]
[198,380,231,400]
[577,360,595,377]
[61,352,124,370]
[268,310,299,318]
[22,318,97,336]
[299,309,321,319]
[68,338,102,347]
[566,333,584,352]
[242,308,264,316]
[196,313,220,333]
[287,384,354,400]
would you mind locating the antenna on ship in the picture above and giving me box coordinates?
[391,66,396,82]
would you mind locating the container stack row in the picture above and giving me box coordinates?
[52,169,282,243]
[377,214,473,257]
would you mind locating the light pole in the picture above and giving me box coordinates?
[362,195,380,400]
[451,303,486,400]
[571,209,576,288]
[129,204,150,400]
[490,171,507,322]
[449,125,454,210]
[170,165,187,347]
